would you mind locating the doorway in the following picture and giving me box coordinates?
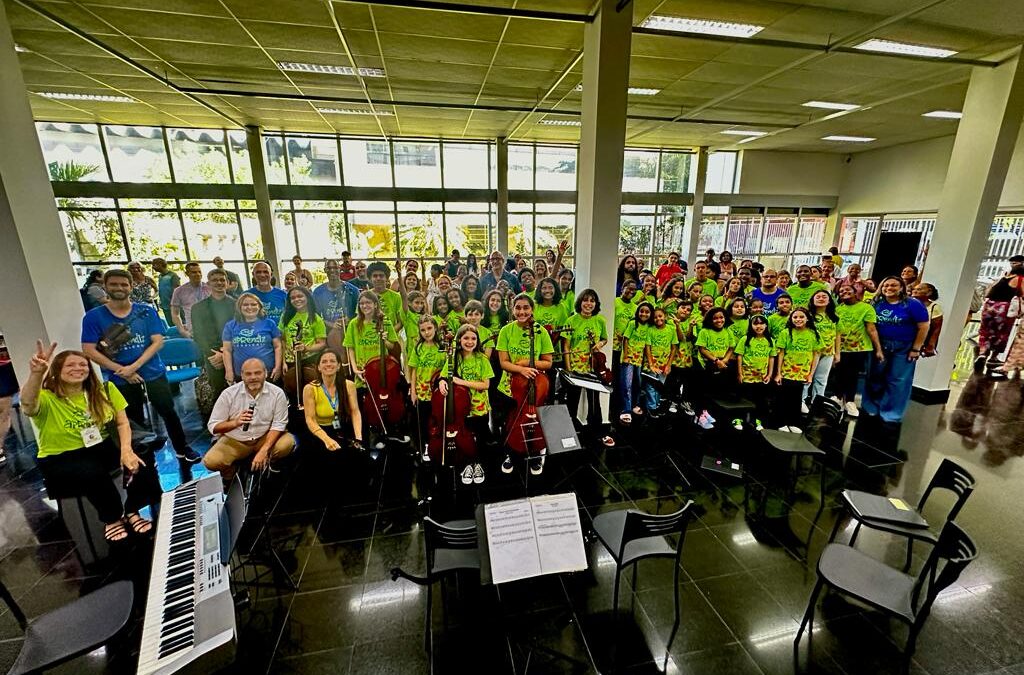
[872,231,921,283]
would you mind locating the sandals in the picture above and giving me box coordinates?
[632,406,644,416]
[619,413,632,424]
[601,436,615,447]
[104,519,129,542]
[126,513,153,536]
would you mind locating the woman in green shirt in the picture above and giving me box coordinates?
[833,284,883,417]
[22,342,150,542]
[534,277,568,363]
[344,291,401,386]
[804,289,841,409]
[280,286,327,394]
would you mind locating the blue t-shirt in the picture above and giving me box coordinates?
[751,287,785,317]
[157,271,179,309]
[873,298,929,343]
[221,318,281,373]
[312,282,359,325]
[81,303,166,384]
[245,287,287,325]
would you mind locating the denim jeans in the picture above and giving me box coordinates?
[619,363,639,414]
[642,370,666,411]
[803,354,835,404]
[862,340,917,423]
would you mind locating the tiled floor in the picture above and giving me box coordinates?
[1,372,1023,675]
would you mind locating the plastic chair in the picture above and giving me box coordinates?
[0,579,134,675]
[591,501,694,667]
[389,517,480,663]
[162,337,202,384]
[795,520,977,671]
[163,325,180,338]
[830,458,975,571]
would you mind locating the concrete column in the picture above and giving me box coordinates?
[0,3,84,387]
[914,52,1024,398]
[683,147,709,267]
[496,137,509,253]
[245,125,281,279]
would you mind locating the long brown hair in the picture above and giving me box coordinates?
[43,350,113,423]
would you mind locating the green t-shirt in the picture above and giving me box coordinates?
[695,326,735,366]
[787,282,828,309]
[659,297,683,316]
[279,313,327,362]
[442,351,494,416]
[613,296,637,350]
[768,312,790,339]
[484,313,506,332]
[343,317,400,370]
[30,385,128,457]
[645,323,678,370]
[777,327,825,381]
[836,302,878,353]
[495,321,555,396]
[671,315,698,367]
[472,324,494,351]
[564,313,608,373]
[559,290,575,318]
[400,308,425,344]
[407,341,446,401]
[622,322,649,366]
[697,279,718,298]
[379,289,404,332]
[735,335,777,383]
[811,312,838,357]
[728,318,749,342]
[534,303,569,361]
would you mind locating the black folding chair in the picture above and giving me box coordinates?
[591,501,694,668]
[796,520,977,672]
[831,458,976,570]
[390,517,480,664]
[0,579,133,675]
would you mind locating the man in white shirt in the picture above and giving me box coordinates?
[204,358,294,483]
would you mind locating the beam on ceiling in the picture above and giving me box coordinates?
[333,0,594,23]
[631,27,999,68]
[178,85,799,130]
[13,0,244,128]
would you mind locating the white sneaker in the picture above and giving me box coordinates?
[697,414,715,430]
[755,419,764,431]
[844,402,859,418]
[830,395,842,404]
[501,455,514,474]
[529,456,545,475]
[472,463,485,484]
[777,426,791,432]
[787,426,803,435]
[703,410,716,424]
[801,402,810,414]
[731,418,744,431]
[460,465,474,485]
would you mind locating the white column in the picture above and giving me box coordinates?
[576,0,631,306]
[245,125,281,280]
[496,137,509,253]
[914,52,1024,397]
[0,3,84,386]
[683,147,709,267]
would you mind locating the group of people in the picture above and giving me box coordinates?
[27,243,1023,546]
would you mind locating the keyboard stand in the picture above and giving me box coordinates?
[234,468,299,592]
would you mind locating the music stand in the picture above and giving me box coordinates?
[540,404,623,499]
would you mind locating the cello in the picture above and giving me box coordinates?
[427,331,475,465]
[361,312,406,431]
[504,320,550,455]
[587,329,613,386]
[283,321,317,408]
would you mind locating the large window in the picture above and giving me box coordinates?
[695,206,828,271]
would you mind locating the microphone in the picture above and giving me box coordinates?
[241,402,256,431]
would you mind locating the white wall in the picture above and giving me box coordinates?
[738,150,846,196]
[836,126,1024,215]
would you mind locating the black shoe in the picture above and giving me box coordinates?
[176,446,202,464]
[974,355,987,373]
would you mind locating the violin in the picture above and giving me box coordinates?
[505,319,549,455]
[283,321,317,407]
[428,331,475,465]
[587,329,613,385]
[361,312,407,431]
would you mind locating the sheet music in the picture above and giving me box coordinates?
[484,500,542,584]
[531,493,588,576]
[484,492,588,585]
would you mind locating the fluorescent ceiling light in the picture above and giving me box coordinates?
[641,15,764,38]
[854,39,957,59]
[278,62,385,77]
[573,84,660,95]
[803,100,859,111]
[737,136,761,144]
[317,107,393,116]
[37,91,134,103]
[720,129,766,137]
[14,44,29,53]
[539,118,581,127]
[822,135,876,143]
[922,110,962,119]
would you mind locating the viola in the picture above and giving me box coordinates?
[587,329,613,386]
[505,320,549,456]
[428,332,475,465]
[361,313,407,431]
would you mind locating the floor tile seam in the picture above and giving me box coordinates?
[687,576,748,650]
[262,591,298,675]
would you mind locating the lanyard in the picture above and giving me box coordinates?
[320,383,339,412]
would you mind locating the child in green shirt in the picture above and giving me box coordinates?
[408,315,444,452]
[438,324,494,485]
[767,294,793,339]
[693,307,736,429]
[774,308,824,433]
[642,307,679,414]
[618,301,652,423]
[734,316,776,430]
[562,289,614,447]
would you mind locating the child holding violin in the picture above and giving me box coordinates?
[496,293,554,476]
[562,288,614,447]
[437,324,494,484]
